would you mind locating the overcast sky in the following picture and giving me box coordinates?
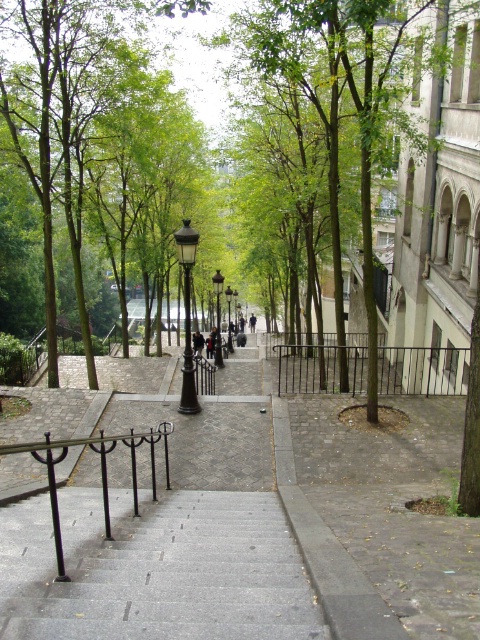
[154,0,248,135]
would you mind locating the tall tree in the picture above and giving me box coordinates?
[459,266,480,515]
[0,0,63,387]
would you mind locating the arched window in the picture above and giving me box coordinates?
[450,194,472,280]
[458,195,472,274]
[435,185,453,265]
[404,159,415,237]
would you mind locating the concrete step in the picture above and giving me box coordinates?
[0,555,305,577]
[1,618,331,640]
[0,488,329,639]
[0,596,321,626]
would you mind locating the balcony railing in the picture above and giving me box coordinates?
[375,207,398,220]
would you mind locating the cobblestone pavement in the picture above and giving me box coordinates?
[287,394,480,640]
[70,399,274,492]
[169,358,263,396]
[3,326,480,639]
[37,354,173,394]
[0,387,105,491]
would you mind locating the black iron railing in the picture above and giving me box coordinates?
[0,423,173,582]
[103,324,121,355]
[0,325,89,386]
[263,332,386,359]
[274,344,470,398]
[194,355,217,395]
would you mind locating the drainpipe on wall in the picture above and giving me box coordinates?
[423,0,450,280]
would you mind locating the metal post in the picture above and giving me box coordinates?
[227,298,234,353]
[99,433,114,540]
[31,433,71,582]
[179,265,202,413]
[215,291,225,368]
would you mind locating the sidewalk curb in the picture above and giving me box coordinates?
[273,396,410,640]
[0,390,112,507]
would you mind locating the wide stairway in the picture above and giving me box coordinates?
[0,487,330,639]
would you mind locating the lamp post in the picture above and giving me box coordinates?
[233,290,238,334]
[225,285,234,353]
[174,220,201,415]
[212,270,225,368]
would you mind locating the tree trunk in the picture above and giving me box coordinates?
[166,268,172,346]
[361,28,378,423]
[328,114,349,391]
[120,289,129,359]
[143,272,151,357]
[40,6,59,389]
[60,102,98,388]
[327,20,349,392]
[156,274,164,357]
[458,258,480,515]
[288,267,297,346]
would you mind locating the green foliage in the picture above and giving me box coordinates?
[156,1,211,18]
[440,469,463,517]
[0,332,24,355]
[59,336,108,356]
[90,285,121,338]
[0,149,44,338]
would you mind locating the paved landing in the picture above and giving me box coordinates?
[71,398,274,492]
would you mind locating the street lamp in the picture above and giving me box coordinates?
[212,270,225,368]
[233,290,239,334]
[225,285,234,353]
[174,220,201,415]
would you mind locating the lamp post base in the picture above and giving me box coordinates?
[178,404,202,415]
[178,364,202,414]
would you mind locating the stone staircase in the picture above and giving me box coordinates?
[0,488,330,639]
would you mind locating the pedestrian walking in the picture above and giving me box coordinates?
[193,331,205,357]
[207,327,217,360]
[206,335,214,359]
[249,314,257,333]
[239,316,245,332]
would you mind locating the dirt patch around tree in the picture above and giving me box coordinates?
[0,395,32,421]
[338,404,457,517]
[338,404,410,433]
[406,497,451,517]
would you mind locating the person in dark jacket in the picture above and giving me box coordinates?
[193,331,205,357]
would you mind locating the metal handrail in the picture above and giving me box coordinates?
[194,354,217,395]
[273,344,470,398]
[0,423,174,583]
[263,332,386,359]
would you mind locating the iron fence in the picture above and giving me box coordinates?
[194,355,217,395]
[103,324,121,355]
[274,344,470,398]
[0,325,87,386]
[262,332,386,360]
[0,422,174,582]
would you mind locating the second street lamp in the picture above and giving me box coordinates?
[225,285,234,353]
[233,289,239,334]
[212,270,225,368]
[174,220,201,415]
